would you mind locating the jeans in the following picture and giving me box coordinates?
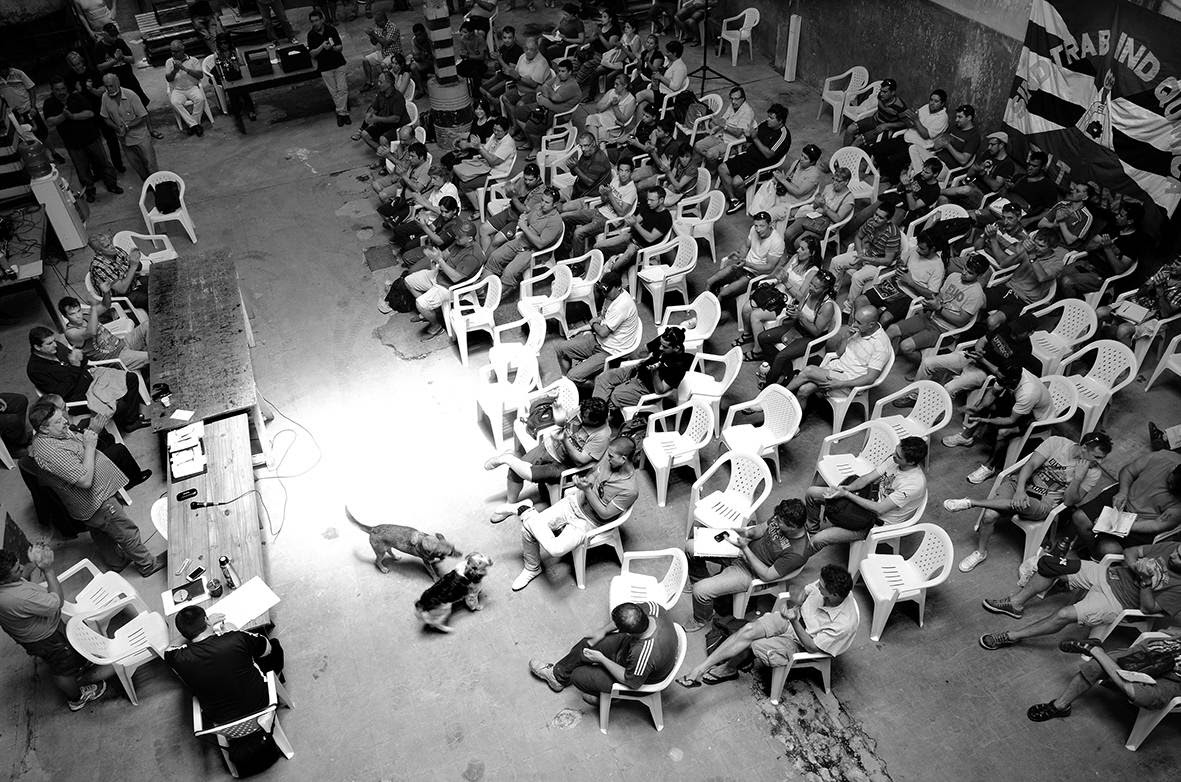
[552,633,634,695]
[555,332,608,385]
[0,393,31,447]
[915,349,989,397]
[66,139,117,191]
[689,558,754,621]
[83,497,155,572]
[257,0,293,41]
[520,498,590,572]
[121,138,158,181]
[593,367,647,409]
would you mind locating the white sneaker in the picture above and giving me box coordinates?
[943,498,972,512]
[67,681,107,711]
[942,432,975,448]
[966,465,996,484]
[511,567,542,591]
[958,550,988,572]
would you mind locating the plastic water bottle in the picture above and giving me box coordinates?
[219,556,241,589]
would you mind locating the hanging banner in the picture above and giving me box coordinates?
[1003,0,1181,223]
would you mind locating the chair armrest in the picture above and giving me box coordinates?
[687,350,728,373]
[56,558,102,584]
[490,316,528,343]
[721,397,762,430]
[191,696,204,732]
[658,303,696,329]
[1132,630,1178,647]
[90,358,130,372]
[817,420,878,458]
[771,591,791,612]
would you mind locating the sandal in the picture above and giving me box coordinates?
[150,130,164,139]
[1058,639,1101,655]
[351,131,363,141]
[742,350,762,362]
[701,669,739,685]
[730,333,752,347]
[1027,701,1071,722]
[675,676,702,689]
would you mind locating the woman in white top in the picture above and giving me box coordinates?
[635,40,688,116]
[452,116,517,207]
[756,267,840,388]
[734,235,823,348]
[620,20,643,59]
[747,144,824,232]
[580,73,637,140]
[387,54,413,100]
[783,166,856,247]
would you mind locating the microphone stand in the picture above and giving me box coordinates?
[684,2,738,92]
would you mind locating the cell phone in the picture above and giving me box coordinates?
[713,530,730,542]
[177,488,198,501]
[188,565,206,580]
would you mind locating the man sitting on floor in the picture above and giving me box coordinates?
[943,432,1111,573]
[1071,448,1181,558]
[592,326,692,414]
[677,565,858,687]
[528,599,678,705]
[686,498,811,632]
[508,437,637,592]
[165,605,285,726]
[553,272,641,387]
[59,290,150,371]
[979,541,1181,651]
[0,544,115,711]
[786,305,891,412]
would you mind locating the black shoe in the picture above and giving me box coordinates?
[137,552,167,577]
[107,184,124,195]
[115,165,126,173]
[336,114,345,127]
[123,416,152,433]
[85,189,96,203]
[193,124,204,137]
[186,126,195,136]
[127,469,153,488]
[342,114,352,125]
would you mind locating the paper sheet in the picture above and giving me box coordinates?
[1094,506,1137,537]
[207,576,280,629]
[692,528,741,558]
[170,409,195,421]
[161,575,211,615]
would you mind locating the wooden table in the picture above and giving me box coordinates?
[167,414,269,643]
[148,252,258,433]
[0,205,55,320]
[222,45,323,133]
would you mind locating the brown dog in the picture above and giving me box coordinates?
[345,507,460,578]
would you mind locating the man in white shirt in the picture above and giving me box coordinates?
[635,40,688,116]
[706,211,785,302]
[99,74,157,181]
[694,86,756,167]
[554,272,640,385]
[869,89,949,182]
[163,40,207,136]
[676,566,859,686]
[507,37,550,106]
[788,305,891,411]
[560,160,639,256]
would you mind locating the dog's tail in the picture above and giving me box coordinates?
[344,505,376,531]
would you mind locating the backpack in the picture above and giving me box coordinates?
[618,411,652,462]
[524,397,557,438]
[923,216,974,250]
[385,275,417,313]
[223,729,283,777]
[670,91,704,126]
[152,180,181,214]
[681,99,711,130]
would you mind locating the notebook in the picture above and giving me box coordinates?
[1094,506,1137,537]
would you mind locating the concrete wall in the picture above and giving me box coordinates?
[1,0,67,24]
[723,0,1030,130]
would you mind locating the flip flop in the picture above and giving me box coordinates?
[676,676,702,689]
[150,130,164,139]
[351,132,363,141]
[742,351,762,362]
[730,333,752,347]
[702,670,739,685]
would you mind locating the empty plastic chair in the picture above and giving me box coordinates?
[139,171,197,243]
[858,523,954,642]
[608,549,689,610]
[720,384,803,481]
[642,398,715,507]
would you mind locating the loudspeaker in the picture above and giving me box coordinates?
[277,44,313,73]
[244,49,273,78]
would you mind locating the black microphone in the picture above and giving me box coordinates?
[190,501,210,509]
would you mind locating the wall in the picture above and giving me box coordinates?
[0,0,68,24]
[725,0,1031,129]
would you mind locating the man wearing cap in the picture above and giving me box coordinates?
[402,220,485,340]
[844,78,908,148]
[943,432,1112,573]
[939,131,1017,208]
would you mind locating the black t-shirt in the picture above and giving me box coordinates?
[308,26,347,72]
[980,156,1018,191]
[981,326,1032,372]
[639,336,693,390]
[42,92,101,148]
[95,38,138,84]
[63,69,104,110]
[165,631,270,726]
[637,205,673,248]
[498,42,524,67]
[901,179,941,223]
[1009,174,1058,214]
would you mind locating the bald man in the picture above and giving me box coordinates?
[787,306,891,409]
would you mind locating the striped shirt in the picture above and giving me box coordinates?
[88,247,134,290]
[623,602,679,687]
[30,432,127,520]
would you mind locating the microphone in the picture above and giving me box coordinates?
[190,501,211,509]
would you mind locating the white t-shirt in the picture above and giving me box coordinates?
[485,133,518,179]
[903,105,948,150]
[901,248,945,294]
[745,227,785,270]
[664,58,688,92]
[515,53,551,86]
[1012,369,1052,419]
[875,461,926,525]
[720,102,756,136]
[600,291,640,354]
[598,176,638,219]
[826,327,891,379]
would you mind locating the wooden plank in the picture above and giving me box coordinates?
[147,253,257,432]
[166,414,268,644]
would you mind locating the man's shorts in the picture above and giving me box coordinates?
[994,475,1055,522]
[893,314,945,351]
[747,612,801,667]
[1080,647,1181,709]
[1065,560,1123,626]
[21,624,90,677]
[724,150,773,181]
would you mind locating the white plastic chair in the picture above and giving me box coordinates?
[193,671,294,777]
[790,307,843,372]
[814,419,900,489]
[557,249,604,325]
[859,522,954,642]
[53,558,145,620]
[1124,631,1181,750]
[598,623,686,733]
[201,54,228,114]
[537,125,579,183]
[172,71,215,129]
[842,80,881,127]
[677,345,743,436]
[1003,374,1079,467]
[730,561,805,621]
[112,230,177,270]
[637,235,697,324]
[656,82,688,121]
[870,381,953,446]
[447,275,502,366]
[672,190,726,263]
[818,208,855,261]
[608,549,689,610]
[768,592,861,703]
[818,66,870,134]
[847,491,928,585]
[571,506,633,590]
[1146,333,1181,391]
[139,171,197,243]
[526,224,566,276]
[1084,259,1138,309]
[474,155,520,223]
[716,8,760,67]
[974,453,1067,564]
[1089,555,1167,642]
[513,377,580,452]
[1029,298,1099,374]
[0,439,13,469]
[820,341,895,433]
[519,264,574,336]
[642,398,715,507]
[904,203,970,246]
[686,451,773,540]
[628,231,676,298]
[829,146,880,204]
[65,598,169,705]
[487,303,548,382]
[476,353,541,451]
[659,291,720,355]
[1057,339,1136,433]
[601,325,645,374]
[677,93,724,146]
[1112,286,1181,375]
[720,384,803,481]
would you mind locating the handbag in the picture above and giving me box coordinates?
[750,283,787,314]
[524,397,557,438]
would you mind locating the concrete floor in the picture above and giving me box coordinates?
[2,5,1181,781]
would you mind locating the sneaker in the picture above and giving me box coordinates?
[941,432,975,448]
[377,296,393,315]
[1027,701,1071,722]
[490,499,532,524]
[982,597,1024,619]
[511,567,542,591]
[966,464,996,484]
[943,498,972,512]
[957,549,988,572]
[891,394,918,409]
[726,198,743,214]
[67,681,107,711]
[683,617,709,633]
[528,659,564,692]
[979,631,1016,650]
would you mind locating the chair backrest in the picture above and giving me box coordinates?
[504,352,541,390]
[65,614,116,663]
[718,345,743,392]
[406,101,420,128]
[119,611,169,656]
[906,203,969,241]
[565,249,604,285]
[723,451,772,501]
[548,264,573,301]
[1043,375,1079,421]
[140,170,186,211]
[1080,339,1136,388]
[201,54,216,79]
[699,190,727,223]
[860,420,901,465]
[196,705,276,740]
[668,235,698,276]
[829,146,873,189]
[684,398,715,444]
[906,523,954,584]
[741,8,760,30]
[905,380,953,431]
[759,384,804,440]
[1048,298,1098,343]
[686,291,720,341]
[693,167,711,196]
[659,549,689,606]
[518,303,548,354]
[844,66,870,96]
[701,93,724,117]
